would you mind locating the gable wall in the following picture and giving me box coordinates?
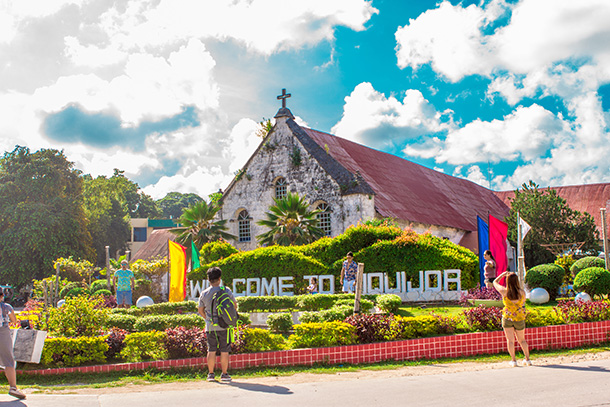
[219,117,375,250]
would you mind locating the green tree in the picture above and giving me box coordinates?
[257,192,324,246]
[156,192,203,219]
[0,146,94,286]
[83,170,161,266]
[171,201,235,250]
[506,181,600,267]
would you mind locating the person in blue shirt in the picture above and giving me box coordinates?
[114,260,135,308]
[340,252,358,293]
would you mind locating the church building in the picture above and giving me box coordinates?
[218,94,509,253]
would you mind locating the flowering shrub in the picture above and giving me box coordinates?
[164,327,207,359]
[554,300,610,324]
[16,299,44,329]
[462,305,502,331]
[459,285,501,306]
[104,328,128,360]
[344,314,395,343]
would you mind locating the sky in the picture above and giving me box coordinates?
[1,0,610,200]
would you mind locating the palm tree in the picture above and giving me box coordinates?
[171,201,236,250]
[257,192,324,246]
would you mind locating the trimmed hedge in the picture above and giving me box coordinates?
[189,225,477,292]
[109,301,197,317]
[376,294,402,314]
[41,336,108,367]
[525,263,565,299]
[570,256,606,277]
[288,321,358,348]
[199,239,239,264]
[106,314,138,331]
[132,314,205,332]
[573,267,610,297]
[236,296,297,312]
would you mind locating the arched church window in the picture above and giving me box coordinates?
[238,210,251,242]
[316,202,331,237]
[275,177,287,200]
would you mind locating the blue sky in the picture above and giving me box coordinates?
[1,0,609,199]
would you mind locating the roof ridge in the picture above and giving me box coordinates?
[286,119,375,196]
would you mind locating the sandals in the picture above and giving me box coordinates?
[9,387,26,400]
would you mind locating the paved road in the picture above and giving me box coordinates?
[1,358,609,407]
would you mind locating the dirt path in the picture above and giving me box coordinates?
[36,350,610,395]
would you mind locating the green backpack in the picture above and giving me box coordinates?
[211,286,238,328]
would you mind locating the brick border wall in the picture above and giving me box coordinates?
[19,320,610,376]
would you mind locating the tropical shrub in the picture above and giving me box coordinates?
[41,336,108,367]
[47,295,109,337]
[266,313,293,333]
[344,314,395,343]
[462,306,502,332]
[199,239,239,264]
[104,328,128,360]
[120,331,168,362]
[295,293,354,311]
[133,314,205,332]
[287,322,357,349]
[164,327,207,359]
[232,327,286,353]
[376,294,402,313]
[525,309,563,328]
[65,287,88,298]
[573,267,610,297]
[524,263,565,299]
[570,256,605,277]
[554,254,575,282]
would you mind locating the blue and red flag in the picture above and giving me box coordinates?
[477,215,489,287]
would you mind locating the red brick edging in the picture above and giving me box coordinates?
[19,320,610,376]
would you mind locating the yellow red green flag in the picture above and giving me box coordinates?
[168,240,187,302]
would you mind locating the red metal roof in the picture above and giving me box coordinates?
[495,183,610,236]
[303,128,509,232]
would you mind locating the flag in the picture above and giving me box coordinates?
[168,240,187,302]
[191,241,200,271]
[489,215,509,283]
[477,216,490,287]
[519,216,531,240]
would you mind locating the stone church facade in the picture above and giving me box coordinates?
[218,107,376,251]
[218,105,510,252]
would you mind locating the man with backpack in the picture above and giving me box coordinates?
[197,267,237,383]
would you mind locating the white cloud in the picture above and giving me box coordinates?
[331,82,451,149]
[142,166,232,200]
[226,118,262,173]
[95,0,378,55]
[424,104,563,165]
[33,38,218,125]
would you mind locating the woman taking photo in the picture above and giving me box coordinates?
[493,271,532,367]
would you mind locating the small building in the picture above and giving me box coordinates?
[128,218,179,257]
[218,104,509,252]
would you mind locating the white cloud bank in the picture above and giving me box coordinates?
[395,0,610,189]
[0,0,378,199]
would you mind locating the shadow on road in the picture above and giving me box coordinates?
[538,364,610,373]
[0,400,26,406]
[223,381,293,395]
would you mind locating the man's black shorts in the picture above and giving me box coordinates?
[206,330,231,352]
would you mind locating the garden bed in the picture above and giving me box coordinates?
[18,319,610,376]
